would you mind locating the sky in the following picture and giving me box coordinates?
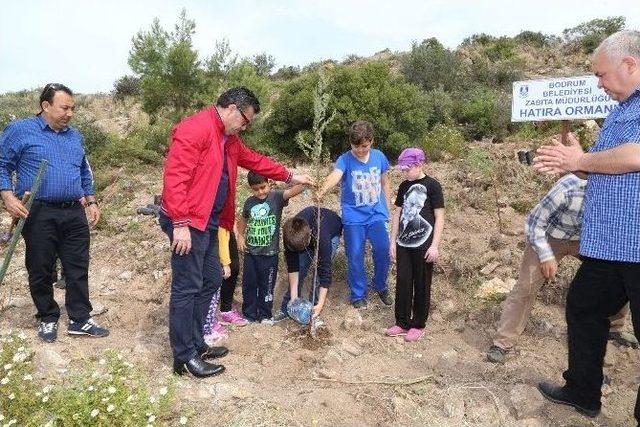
[1,0,639,94]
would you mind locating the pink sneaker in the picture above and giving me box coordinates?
[219,310,249,327]
[386,325,408,337]
[405,328,425,342]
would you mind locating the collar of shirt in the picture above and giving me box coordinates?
[35,114,69,133]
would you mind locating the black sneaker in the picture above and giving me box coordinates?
[68,318,109,338]
[609,331,639,348]
[353,300,367,309]
[486,345,506,363]
[38,321,58,343]
[537,381,600,418]
[378,290,393,306]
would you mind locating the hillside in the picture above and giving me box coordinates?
[0,115,637,425]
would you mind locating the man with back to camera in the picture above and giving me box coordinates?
[0,83,107,343]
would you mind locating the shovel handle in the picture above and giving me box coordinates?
[8,192,30,234]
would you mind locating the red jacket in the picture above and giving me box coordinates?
[161,106,291,232]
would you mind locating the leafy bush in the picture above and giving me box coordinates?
[0,334,183,426]
[514,31,559,48]
[563,16,625,53]
[263,62,431,159]
[0,91,38,130]
[112,75,141,101]
[75,119,113,155]
[422,123,467,161]
[402,38,461,92]
[455,87,511,140]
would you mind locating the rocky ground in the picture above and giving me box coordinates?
[1,140,638,426]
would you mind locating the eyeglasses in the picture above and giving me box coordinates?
[237,107,250,126]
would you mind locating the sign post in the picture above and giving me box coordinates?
[512,75,617,146]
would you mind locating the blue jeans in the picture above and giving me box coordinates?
[280,235,340,313]
[343,221,390,303]
[159,214,222,364]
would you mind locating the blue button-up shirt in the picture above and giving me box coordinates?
[0,115,94,201]
[580,88,640,263]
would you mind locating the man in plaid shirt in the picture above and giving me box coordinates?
[486,174,632,364]
[535,30,640,420]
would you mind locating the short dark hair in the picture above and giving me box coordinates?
[216,87,261,114]
[348,120,374,145]
[282,217,312,251]
[247,171,268,186]
[39,83,73,111]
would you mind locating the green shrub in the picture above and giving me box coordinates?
[112,75,141,101]
[512,122,542,140]
[422,123,467,161]
[263,62,431,160]
[0,334,183,426]
[455,87,511,140]
[514,31,559,48]
[563,16,625,53]
[75,119,113,155]
[401,38,462,92]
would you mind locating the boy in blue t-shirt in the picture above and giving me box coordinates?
[316,120,392,309]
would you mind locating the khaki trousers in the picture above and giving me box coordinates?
[493,238,629,350]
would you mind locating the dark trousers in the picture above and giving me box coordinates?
[219,232,240,312]
[241,253,278,322]
[280,249,317,313]
[21,202,92,323]
[280,235,341,313]
[159,215,222,364]
[563,256,640,419]
[395,245,433,330]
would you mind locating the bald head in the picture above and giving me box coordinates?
[592,30,640,102]
[594,30,640,61]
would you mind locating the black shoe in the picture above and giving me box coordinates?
[199,345,229,360]
[378,290,393,306]
[486,345,506,364]
[353,300,367,309]
[537,381,600,418]
[609,331,639,348]
[38,321,58,343]
[173,356,225,378]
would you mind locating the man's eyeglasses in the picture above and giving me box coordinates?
[237,107,250,126]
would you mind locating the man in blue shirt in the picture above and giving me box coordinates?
[534,30,640,421]
[0,83,108,343]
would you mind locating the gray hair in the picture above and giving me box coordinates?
[595,30,640,60]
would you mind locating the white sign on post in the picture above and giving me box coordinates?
[511,75,617,122]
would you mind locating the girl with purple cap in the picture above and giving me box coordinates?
[387,147,445,342]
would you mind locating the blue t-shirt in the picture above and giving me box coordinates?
[335,148,390,225]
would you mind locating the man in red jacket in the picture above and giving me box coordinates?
[159,87,312,378]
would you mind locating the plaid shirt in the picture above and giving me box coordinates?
[581,88,640,263]
[526,174,586,262]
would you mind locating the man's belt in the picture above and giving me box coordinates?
[35,200,82,209]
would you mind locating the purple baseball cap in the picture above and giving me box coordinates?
[397,147,426,169]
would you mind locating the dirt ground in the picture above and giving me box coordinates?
[1,140,638,426]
